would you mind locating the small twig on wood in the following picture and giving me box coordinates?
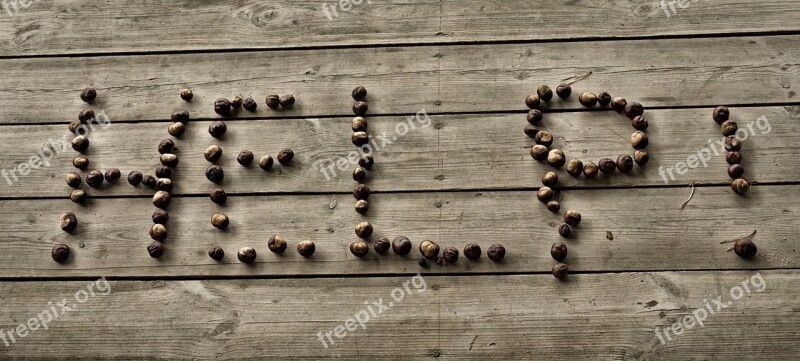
[721,230,757,252]
[680,182,695,209]
[563,71,593,85]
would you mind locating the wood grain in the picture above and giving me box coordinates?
[0,0,798,56]
[0,35,798,123]
[0,271,796,359]
[1,185,796,278]
[0,106,795,198]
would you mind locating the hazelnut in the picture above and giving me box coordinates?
[728,164,745,179]
[355,221,373,239]
[487,244,506,261]
[350,241,370,257]
[583,161,599,179]
[352,132,369,146]
[211,213,230,229]
[152,210,169,225]
[156,178,173,192]
[353,101,368,116]
[155,166,172,179]
[616,154,634,173]
[214,98,232,116]
[566,159,583,177]
[542,171,558,187]
[633,150,650,166]
[153,191,171,208]
[70,189,87,203]
[73,156,89,170]
[537,85,553,101]
[276,148,294,165]
[72,136,89,153]
[524,125,539,138]
[731,179,750,195]
[355,200,369,214]
[353,167,367,182]
[158,139,175,154]
[66,172,82,188]
[127,171,143,185]
[59,212,78,232]
[352,117,368,132]
[597,92,611,107]
[150,224,167,241]
[374,237,391,254]
[564,210,581,226]
[726,151,742,164]
[631,116,648,131]
[525,94,540,109]
[79,109,95,123]
[171,111,190,122]
[547,149,566,168]
[168,122,186,137]
[534,130,553,147]
[552,263,569,280]
[210,188,227,205]
[578,92,597,107]
[266,94,280,109]
[713,106,729,125]
[558,224,571,238]
[80,87,97,103]
[147,241,164,258]
[230,96,243,109]
[631,131,649,149]
[297,241,316,257]
[52,244,70,263]
[527,109,543,124]
[352,86,368,101]
[392,236,412,255]
[610,97,627,112]
[279,94,296,109]
[237,150,254,166]
[237,247,257,263]
[358,155,374,169]
[268,235,288,254]
[537,187,554,203]
[419,240,440,259]
[531,145,549,161]
[206,165,224,183]
[734,237,757,259]
[464,243,481,260]
[546,201,560,213]
[243,97,257,112]
[204,145,223,163]
[725,135,742,151]
[160,153,179,168]
[556,83,572,99]
[551,242,568,261]
[259,155,274,170]
[721,121,738,137]
[442,246,459,263]
[208,246,224,260]
[209,120,227,138]
[624,102,644,119]
[180,89,193,101]
[142,175,157,188]
[353,184,370,200]
[86,170,104,188]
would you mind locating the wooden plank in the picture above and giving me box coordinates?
[0,106,795,198]
[0,271,796,359]
[0,35,798,123]
[1,185,796,278]
[0,0,798,56]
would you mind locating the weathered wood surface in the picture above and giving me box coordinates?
[0,0,798,56]
[1,185,795,278]
[0,271,796,359]
[0,106,794,198]
[1,35,798,124]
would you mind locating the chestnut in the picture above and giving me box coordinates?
[156,178,173,192]
[279,94,296,109]
[616,154,634,173]
[531,145,549,161]
[171,111,190,122]
[725,135,742,151]
[210,188,227,205]
[631,116,648,131]
[150,224,167,241]
[160,153,179,168]
[350,241,370,257]
[584,160,600,178]
[566,159,583,177]
[86,170,104,188]
[610,97,627,112]
[158,139,175,154]
[180,89,193,101]
[726,151,742,165]
[297,241,316,257]
[78,109,95,123]
[564,210,581,226]
[66,172,82,188]
[355,221,373,239]
[59,212,78,232]
[277,148,294,165]
[527,109,543,124]
[534,130,553,147]
[259,155,274,170]
[147,241,164,258]
[525,94,540,109]
[537,187,554,203]
[352,131,369,146]
[268,235,287,254]
[355,200,369,214]
[624,102,644,119]
[374,237,391,254]
[734,237,757,259]
[352,86,368,101]
[728,164,745,179]
[208,246,224,260]
[152,210,169,225]
[353,101,368,116]
[142,175,157,188]
[558,223,571,238]
[556,83,571,99]
[127,171,143,185]
[266,94,280,109]
[546,201,560,213]
[419,240,440,259]
[721,121,738,137]
[524,125,539,138]
[237,150,254,166]
[211,213,230,229]
[578,92,597,107]
[155,166,172,179]
[352,117,368,132]
[487,244,505,261]
[230,96,243,109]
[713,106,730,125]
[353,167,367,182]
[597,92,611,107]
[392,236,412,255]
[70,189,87,203]
[464,243,481,260]
[542,171,558,187]
[206,165,224,183]
[152,191,171,209]
[243,97,257,112]
[214,98,232,116]
[209,120,227,138]
[73,156,89,170]
[550,242,567,261]
[547,149,566,168]
[80,87,96,103]
[237,247,257,263]
[168,122,186,137]
[631,131,649,149]
[537,85,553,101]
[442,246,459,263]
[204,145,223,163]
[52,244,70,263]
[358,155,374,169]
[552,263,568,280]
[72,136,89,153]
[633,149,649,166]
[353,184,370,200]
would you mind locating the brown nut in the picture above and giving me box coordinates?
[547,149,566,168]
[563,210,581,226]
[487,244,506,261]
[530,145,549,161]
[350,241,370,257]
[566,159,583,177]
[578,92,597,107]
[211,213,230,229]
[237,247,257,263]
[297,241,316,257]
[268,235,288,254]
[355,221,373,239]
[419,240,440,259]
[392,236,412,255]
[616,154,634,173]
[583,161,599,179]
[150,224,167,242]
[59,212,78,232]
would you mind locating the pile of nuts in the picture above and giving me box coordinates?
[713,106,750,195]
